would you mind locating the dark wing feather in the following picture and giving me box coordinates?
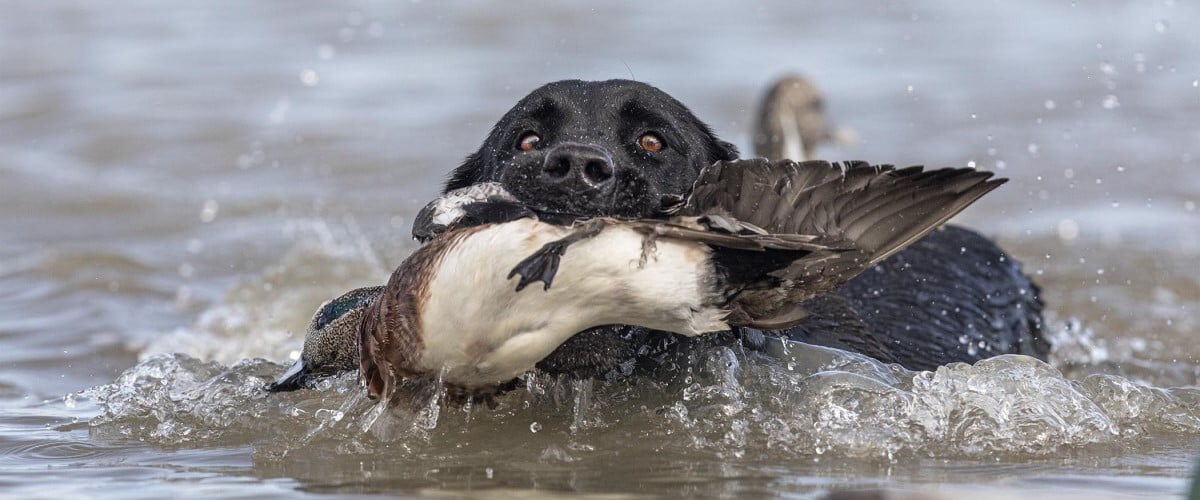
[680,159,1003,266]
[623,217,840,252]
[664,159,1004,329]
[412,183,528,242]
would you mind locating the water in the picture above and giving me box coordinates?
[2,1,1199,497]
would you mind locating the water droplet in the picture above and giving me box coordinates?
[1101,95,1120,109]
[1057,218,1080,242]
[1186,201,1196,212]
[906,84,914,93]
[178,262,194,279]
[1043,99,1056,110]
[1154,19,1169,33]
[1192,80,1198,88]
[485,467,494,479]
[1027,143,1040,155]
[200,200,219,222]
[317,44,336,60]
[314,408,344,423]
[966,160,976,168]
[300,69,320,86]
[1099,62,1116,76]
[530,422,542,433]
[1063,168,1075,179]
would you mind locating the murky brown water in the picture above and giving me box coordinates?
[2,1,1199,497]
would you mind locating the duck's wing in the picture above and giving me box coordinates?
[412,182,533,242]
[653,159,1004,329]
[676,159,1004,264]
[509,158,1002,327]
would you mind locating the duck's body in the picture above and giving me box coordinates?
[349,160,1003,397]
[363,218,724,391]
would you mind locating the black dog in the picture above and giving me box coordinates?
[271,79,1047,391]
[443,79,1047,375]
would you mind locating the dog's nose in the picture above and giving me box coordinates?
[541,143,615,190]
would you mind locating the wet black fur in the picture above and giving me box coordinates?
[446,79,1047,375]
[445,79,739,218]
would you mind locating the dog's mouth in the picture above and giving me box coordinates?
[507,193,616,220]
[505,186,674,221]
[497,173,649,220]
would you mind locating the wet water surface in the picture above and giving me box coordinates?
[2,1,1199,497]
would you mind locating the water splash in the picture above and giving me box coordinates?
[83,339,1200,461]
[137,218,392,364]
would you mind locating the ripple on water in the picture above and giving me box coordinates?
[1,440,119,462]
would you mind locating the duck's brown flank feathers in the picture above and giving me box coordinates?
[358,225,488,399]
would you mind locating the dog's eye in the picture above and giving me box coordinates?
[517,132,541,152]
[638,132,664,152]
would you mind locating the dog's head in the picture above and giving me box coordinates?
[445,79,738,218]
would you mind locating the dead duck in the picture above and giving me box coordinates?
[342,159,1002,399]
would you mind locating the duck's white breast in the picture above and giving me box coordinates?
[419,219,727,388]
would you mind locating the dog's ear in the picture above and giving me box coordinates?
[713,139,739,162]
[445,150,483,193]
[694,119,740,163]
